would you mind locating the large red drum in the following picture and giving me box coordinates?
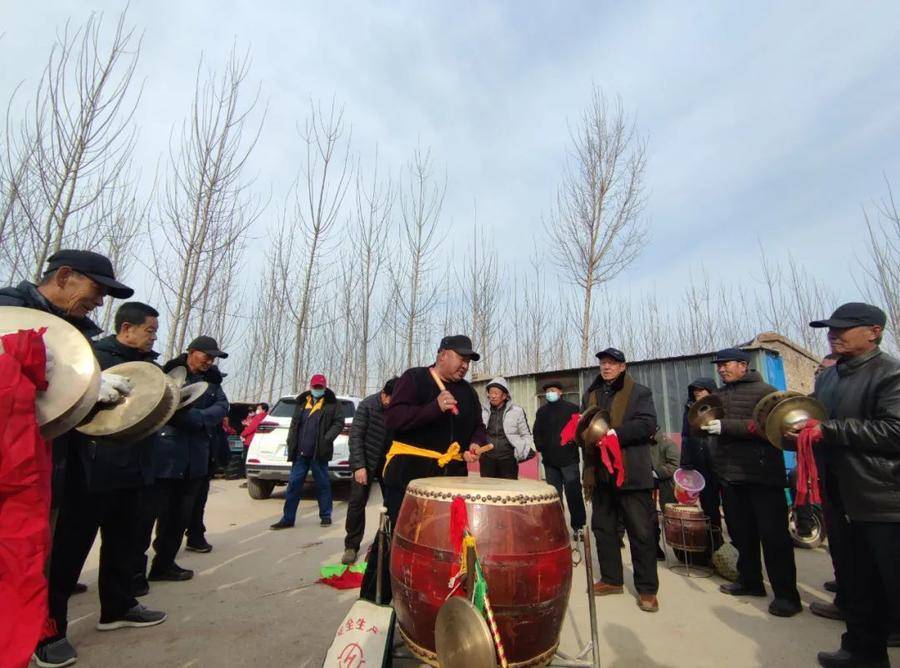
[390,476,572,667]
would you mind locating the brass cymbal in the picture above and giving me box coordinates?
[764,395,827,450]
[577,407,611,447]
[126,376,180,442]
[178,381,208,409]
[435,597,496,668]
[0,306,101,440]
[688,395,724,429]
[752,390,803,434]
[78,362,168,437]
[166,366,187,388]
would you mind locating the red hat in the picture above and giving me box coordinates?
[309,373,327,388]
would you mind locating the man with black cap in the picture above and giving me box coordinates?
[533,380,585,533]
[801,303,900,668]
[581,347,660,613]
[144,336,229,582]
[703,347,801,617]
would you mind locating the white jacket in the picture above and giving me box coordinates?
[481,377,535,462]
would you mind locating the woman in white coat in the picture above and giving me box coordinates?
[481,377,535,479]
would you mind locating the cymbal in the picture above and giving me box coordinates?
[77,362,168,437]
[0,306,101,440]
[435,596,496,668]
[577,407,611,447]
[178,381,208,409]
[764,395,828,450]
[688,395,724,429]
[126,375,180,442]
[752,390,803,435]
[166,366,187,388]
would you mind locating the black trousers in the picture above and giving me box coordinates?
[151,477,204,572]
[344,477,385,551]
[591,484,659,595]
[820,474,851,610]
[722,482,799,602]
[134,485,157,582]
[544,462,586,530]
[479,455,518,480]
[841,521,900,660]
[47,482,139,635]
[187,475,211,543]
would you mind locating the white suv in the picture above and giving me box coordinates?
[245,394,360,499]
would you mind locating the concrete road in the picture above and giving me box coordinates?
[61,479,897,667]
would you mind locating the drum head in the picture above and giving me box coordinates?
[406,476,558,505]
[435,597,496,668]
[78,362,167,437]
[0,306,100,433]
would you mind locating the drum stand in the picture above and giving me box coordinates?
[660,510,719,578]
[549,528,600,668]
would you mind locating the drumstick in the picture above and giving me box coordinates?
[474,443,494,455]
[429,368,459,416]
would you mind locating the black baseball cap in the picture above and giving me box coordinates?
[711,348,751,364]
[542,379,564,390]
[810,302,887,329]
[46,249,134,299]
[187,335,228,358]
[595,347,626,363]
[439,335,480,361]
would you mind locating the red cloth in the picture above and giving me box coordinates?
[317,570,364,590]
[747,420,759,437]
[597,431,625,487]
[0,329,52,668]
[795,420,823,506]
[241,411,268,446]
[559,413,581,446]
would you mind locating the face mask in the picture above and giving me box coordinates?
[546,391,560,403]
[311,388,325,399]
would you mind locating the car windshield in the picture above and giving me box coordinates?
[269,397,357,419]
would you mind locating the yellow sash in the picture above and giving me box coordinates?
[305,395,325,415]
[383,440,462,476]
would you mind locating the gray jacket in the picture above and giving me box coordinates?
[481,377,534,462]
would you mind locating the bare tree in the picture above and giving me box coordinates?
[458,213,503,373]
[859,178,900,350]
[547,87,648,366]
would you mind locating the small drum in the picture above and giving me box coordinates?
[390,476,572,668]
[663,503,710,553]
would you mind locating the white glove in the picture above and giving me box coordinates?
[98,373,133,404]
[45,346,55,379]
[701,419,722,435]
[652,470,659,479]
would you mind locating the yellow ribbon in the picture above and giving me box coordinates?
[382,440,462,476]
[304,395,325,415]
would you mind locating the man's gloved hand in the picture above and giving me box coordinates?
[582,465,596,502]
[701,419,722,435]
[98,373,133,404]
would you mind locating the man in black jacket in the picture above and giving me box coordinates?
[341,378,397,564]
[533,380,585,532]
[581,348,660,613]
[38,302,167,667]
[271,374,344,529]
[805,304,900,668]
[702,348,800,617]
[148,337,229,582]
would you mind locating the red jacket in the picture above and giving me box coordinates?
[241,412,268,446]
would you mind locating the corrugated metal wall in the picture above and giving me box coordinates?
[473,349,787,434]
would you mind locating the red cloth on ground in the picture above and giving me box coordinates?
[597,431,625,487]
[559,413,581,446]
[241,411,268,446]
[795,420,823,506]
[0,329,52,668]
[317,570,365,590]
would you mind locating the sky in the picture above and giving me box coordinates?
[3,1,900,306]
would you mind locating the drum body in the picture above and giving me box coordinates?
[390,476,572,668]
[663,503,710,553]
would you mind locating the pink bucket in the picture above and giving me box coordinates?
[673,468,706,504]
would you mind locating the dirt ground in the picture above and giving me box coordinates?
[60,478,898,667]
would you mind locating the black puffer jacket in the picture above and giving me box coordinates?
[286,389,345,463]
[815,348,900,521]
[348,392,391,476]
[581,373,657,490]
[0,280,103,507]
[533,398,581,467]
[78,335,158,491]
[712,370,785,487]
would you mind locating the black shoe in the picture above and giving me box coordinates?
[270,520,294,530]
[32,637,77,668]
[817,649,889,667]
[97,604,168,631]
[186,539,213,553]
[72,582,88,595]
[720,582,766,597]
[810,601,845,621]
[824,580,838,593]
[320,517,332,527]
[133,576,150,598]
[769,598,802,617]
[148,566,193,581]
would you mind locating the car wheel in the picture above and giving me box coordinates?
[247,478,275,500]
